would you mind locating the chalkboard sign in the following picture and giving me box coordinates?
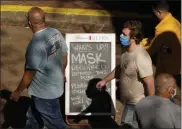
[65,34,116,116]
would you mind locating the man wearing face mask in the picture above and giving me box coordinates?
[135,73,180,128]
[96,20,155,127]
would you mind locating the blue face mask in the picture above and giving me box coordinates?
[120,35,130,47]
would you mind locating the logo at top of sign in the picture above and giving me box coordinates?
[75,35,89,40]
[89,35,109,41]
[75,35,109,41]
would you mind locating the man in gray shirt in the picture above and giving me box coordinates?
[11,7,68,129]
[135,73,181,128]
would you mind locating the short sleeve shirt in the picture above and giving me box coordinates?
[120,45,153,104]
[135,96,181,128]
[25,27,68,99]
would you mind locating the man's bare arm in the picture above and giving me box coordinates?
[16,69,36,92]
[11,69,36,101]
[103,68,116,84]
[96,67,117,88]
[105,64,121,82]
[142,75,155,96]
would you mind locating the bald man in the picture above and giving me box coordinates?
[11,7,67,129]
[135,73,181,128]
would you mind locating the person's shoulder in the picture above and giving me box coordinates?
[170,14,180,23]
[48,27,64,37]
[48,27,61,33]
[120,51,127,58]
[27,38,42,51]
[164,14,180,28]
[170,101,181,110]
[167,101,181,121]
[138,45,148,53]
[136,45,151,61]
[139,95,156,102]
[44,27,57,33]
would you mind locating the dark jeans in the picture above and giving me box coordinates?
[121,104,138,128]
[26,96,67,129]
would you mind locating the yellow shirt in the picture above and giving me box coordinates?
[141,13,181,75]
[141,13,181,49]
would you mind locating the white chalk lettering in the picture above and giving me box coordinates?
[71,96,80,101]
[95,53,105,63]
[71,64,105,71]
[73,100,81,105]
[72,54,80,64]
[96,44,109,51]
[71,83,87,89]
[81,104,86,111]
[72,44,92,51]
[71,53,106,64]
[81,98,84,104]
[72,71,91,76]
[80,75,93,80]
[72,89,85,95]
[96,70,107,75]
[99,64,106,69]
[81,53,87,64]
[87,53,95,64]
[86,99,92,106]
[72,99,85,106]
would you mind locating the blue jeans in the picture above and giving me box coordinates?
[26,96,67,129]
[121,104,138,128]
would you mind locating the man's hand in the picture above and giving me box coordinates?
[10,90,21,102]
[96,68,116,89]
[10,48,37,102]
[10,70,36,102]
[96,80,106,89]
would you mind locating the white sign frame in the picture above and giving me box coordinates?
[65,33,116,116]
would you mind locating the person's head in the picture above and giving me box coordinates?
[86,78,106,99]
[155,73,177,99]
[27,7,46,33]
[152,0,169,21]
[120,20,143,48]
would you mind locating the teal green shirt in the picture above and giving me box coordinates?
[25,27,68,99]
